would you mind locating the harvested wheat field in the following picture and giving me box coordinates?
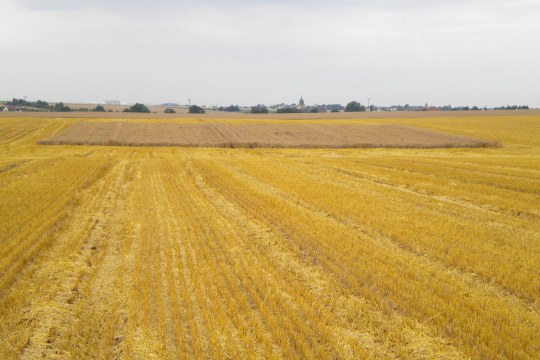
[0,115,539,359]
[39,122,497,148]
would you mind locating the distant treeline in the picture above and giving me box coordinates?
[3,98,532,113]
[381,104,530,111]
[273,104,345,113]
[268,102,525,113]
[217,105,240,112]
[6,98,109,112]
[271,102,532,113]
[493,105,530,110]
[7,98,71,112]
[7,98,51,109]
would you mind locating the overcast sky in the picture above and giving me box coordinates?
[1,0,539,107]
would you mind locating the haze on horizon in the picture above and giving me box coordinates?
[1,0,539,107]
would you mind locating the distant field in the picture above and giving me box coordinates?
[39,122,497,148]
[0,115,539,359]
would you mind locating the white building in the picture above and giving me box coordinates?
[2,105,22,112]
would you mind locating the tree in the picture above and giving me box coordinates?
[164,108,176,114]
[345,101,366,112]
[224,105,240,112]
[35,100,49,109]
[8,98,27,106]
[54,102,71,112]
[123,103,150,113]
[250,105,269,114]
[326,104,344,112]
[93,105,106,112]
[277,107,301,113]
[217,105,240,112]
[189,105,205,114]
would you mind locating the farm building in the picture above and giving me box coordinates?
[2,105,22,112]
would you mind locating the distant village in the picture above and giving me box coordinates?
[0,97,531,114]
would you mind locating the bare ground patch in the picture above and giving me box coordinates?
[38,122,498,148]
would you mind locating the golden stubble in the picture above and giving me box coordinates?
[0,115,539,359]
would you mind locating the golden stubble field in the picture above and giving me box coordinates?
[0,114,539,359]
[39,122,496,148]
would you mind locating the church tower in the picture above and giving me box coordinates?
[298,96,305,108]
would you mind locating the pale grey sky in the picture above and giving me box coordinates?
[1,0,539,107]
